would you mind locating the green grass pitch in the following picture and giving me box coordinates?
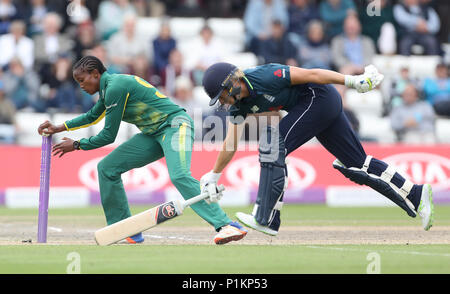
[0,205,449,274]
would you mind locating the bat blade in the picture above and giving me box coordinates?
[95,200,183,246]
[94,186,224,246]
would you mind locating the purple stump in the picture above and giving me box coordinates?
[38,135,52,243]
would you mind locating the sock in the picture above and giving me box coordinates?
[406,185,422,210]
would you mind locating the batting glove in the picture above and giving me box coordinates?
[200,171,223,204]
[344,65,384,93]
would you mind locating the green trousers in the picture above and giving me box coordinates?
[97,114,231,231]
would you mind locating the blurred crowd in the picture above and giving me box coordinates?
[0,0,449,145]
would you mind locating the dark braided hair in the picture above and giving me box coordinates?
[73,55,106,74]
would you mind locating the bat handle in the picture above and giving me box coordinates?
[182,184,225,208]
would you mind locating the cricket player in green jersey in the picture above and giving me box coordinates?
[37,56,247,244]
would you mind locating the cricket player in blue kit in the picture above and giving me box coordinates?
[199,62,434,236]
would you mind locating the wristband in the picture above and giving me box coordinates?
[209,171,222,182]
[344,75,355,88]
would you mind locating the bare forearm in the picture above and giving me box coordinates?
[306,69,345,85]
[213,148,236,173]
[289,66,346,85]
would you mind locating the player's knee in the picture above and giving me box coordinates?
[169,171,193,188]
[97,158,119,180]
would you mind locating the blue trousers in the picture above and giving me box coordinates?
[280,83,365,168]
[278,83,421,208]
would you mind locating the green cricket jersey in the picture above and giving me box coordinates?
[64,72,185,150]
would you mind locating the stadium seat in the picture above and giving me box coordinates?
[136,17,161,43]
[345,89,384,117]
[408,55,441,78]
[358,115,396,143]
[222,52,258,70]
[372,55,408,78]
[372,54,441,79]
[206,18,245,53]
[193,86,211,110]
[15,112,51,146]
[169,17,205,42]
[435,118,450,143]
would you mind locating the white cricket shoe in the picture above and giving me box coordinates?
[214,221,247,245]
[236,212,278,236]
[418,184,434,231]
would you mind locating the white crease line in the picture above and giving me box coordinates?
[143,234,205,242]
[48,227,63,232]
[305,245,450,258]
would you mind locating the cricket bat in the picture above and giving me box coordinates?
[94,185,225,245]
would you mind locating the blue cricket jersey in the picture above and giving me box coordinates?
[229,63,310,124]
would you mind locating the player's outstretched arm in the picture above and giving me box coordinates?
[200,121,245,202]
[289,65,384,93]
[213,121,245,173]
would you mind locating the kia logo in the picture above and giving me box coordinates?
[382,152,450,190]
[225,155,316,188]
[78,157,170,191]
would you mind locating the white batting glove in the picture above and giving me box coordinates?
[200,171,222,204]
[344,65,384,93]
[205,183,223,204]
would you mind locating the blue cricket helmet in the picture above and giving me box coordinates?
[202,62,238,106]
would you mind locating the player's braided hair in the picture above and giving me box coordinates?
[73,55,106,74]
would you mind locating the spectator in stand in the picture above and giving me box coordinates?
[0,20,34,70]
[287,0,320,46]
[359,0,397,54]
[319,0,356,40]
[88,43,121,75]
[184,25,228,86]
[393,0,441,56]
[160,49,191,97]
[17,0,48,37]
[389,66,420,109]
[152,20,176,77]
[73,21,98,61]
[34,54,78,113]
[172,75,201,117]
[390,84,436,144]
[96,0,136,40]
[1,58,40,110]
[243,0,288,55]
[0,0,18,35]
[258,20,297,66]
[433,0,449,45]
[33,12,74,70]
[423,63,450,116]
[106,13,150,79]
[297,20,332,69]
[331,15,376,75]
[0,80,17,144]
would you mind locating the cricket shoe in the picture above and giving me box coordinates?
[417,184,434,231]
[236,212,278,236]
[124,232,145,244]
[214,221,247,245]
